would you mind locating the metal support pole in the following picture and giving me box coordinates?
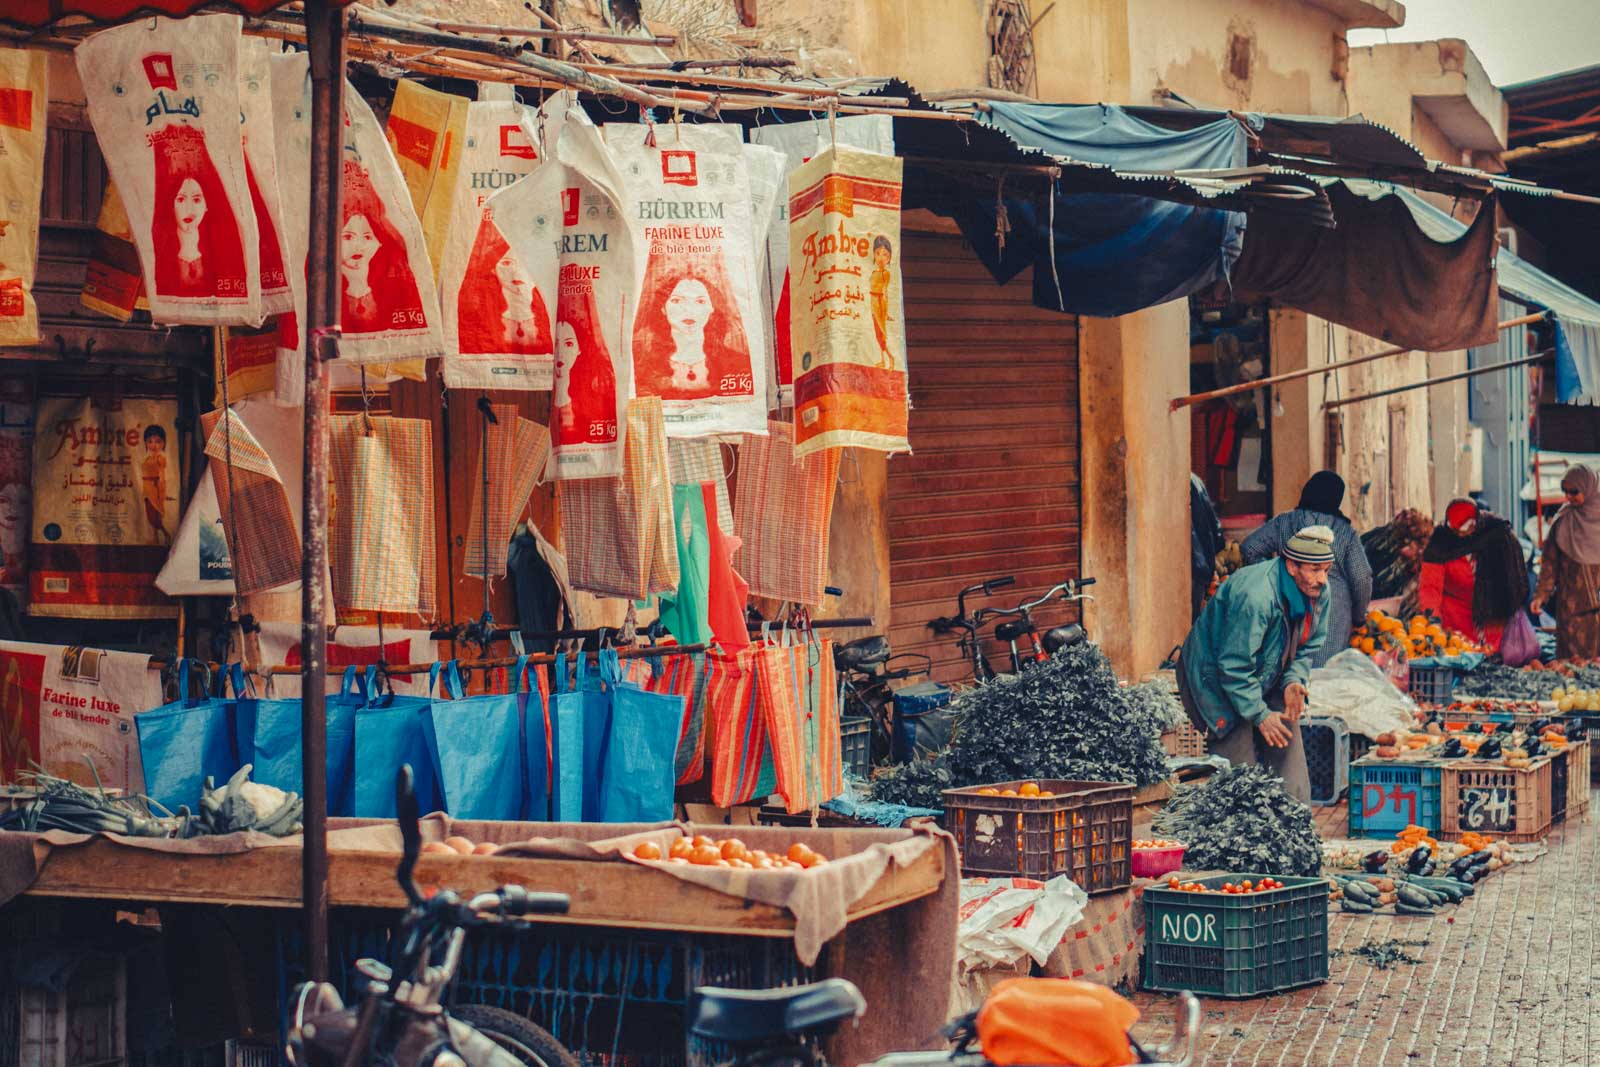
[1319,352,1548,411]
[302,0,346,985]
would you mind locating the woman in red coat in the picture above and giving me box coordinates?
[1418,499,1528,649]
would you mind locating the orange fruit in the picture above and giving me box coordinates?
[977,788,1001,796]
[634,841,663,861]
[786,843,815,864]
[691,834,714,849]
[719,839,749,862]
[420,841,453,855]
[445,836,476,855]
[1000,789,1019,797]
[1037,791,1055,798]
[688,845,722,866]
[1017,782,1041,797]
[473,842,499,856]
[802,853,827,868]
[669,837,693,859]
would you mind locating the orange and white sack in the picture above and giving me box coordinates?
[750,117,894,409]
[385,79,468,282]
[607,124,768,438]
[80,180,147,322]
[742,142,787,413]
[270,52,444,371]
[489,110,637,479]
[439,97,569,391]
[0,49,46,347]
[75,15,263,326]
[787,145,910,456]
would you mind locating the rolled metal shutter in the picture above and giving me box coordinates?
[888,231,1082,685]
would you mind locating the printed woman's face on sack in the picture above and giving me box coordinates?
[340,214,379,272]
[495,250,532,298]
[664,278,711,333]
[554,320,578,407]
[174,178,206,236]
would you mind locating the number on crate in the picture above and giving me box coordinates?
[1362,782,1418,825]
[1460,787,1514,832]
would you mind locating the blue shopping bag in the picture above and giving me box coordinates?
[518,659,553,822]
[136,660,240,813]
[549,653,612,822]
[234,666,361,817]
[598,650,685,823]
[353,670,439,818]
[422,660,526,821]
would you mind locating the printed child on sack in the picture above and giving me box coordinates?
[1176,525,1333,803]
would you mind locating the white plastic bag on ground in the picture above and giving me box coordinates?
[1307,648,1418,739]
[958,875,1089,974]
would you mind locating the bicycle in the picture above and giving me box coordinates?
[929,577,1097,683]
[833,635,932,764]
[687,976,1199,1067]
[286,767,578,1067]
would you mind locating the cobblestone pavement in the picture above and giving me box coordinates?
[1131,797,1593,1067]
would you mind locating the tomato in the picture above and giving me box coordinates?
[633,841,663,861]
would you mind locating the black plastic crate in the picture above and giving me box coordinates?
[840,716,871,780]
[941,779,1132,891]
[1408,664,1458,705]
[1142,875,1329,999]
[273,910,817,1067]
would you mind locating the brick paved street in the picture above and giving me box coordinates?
[1132,796,1593,1067]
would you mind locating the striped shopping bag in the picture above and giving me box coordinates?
[465,406,550,578]
[733,421,840,607]
[754,637,843,814]
[563,397,678,600]
[706,648,775,807]
[201,408,300,595]
[644,650,711,785]
[329,416,438,616]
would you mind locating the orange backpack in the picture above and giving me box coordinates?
[976,978,1139,1067]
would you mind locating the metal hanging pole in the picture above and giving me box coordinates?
[1168,312,1548,412]
[1319,352,1548,411]
[302,0,347,985]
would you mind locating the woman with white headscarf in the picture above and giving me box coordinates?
[1532,465,1600,660]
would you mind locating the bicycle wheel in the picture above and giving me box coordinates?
[451,1004,580,1067]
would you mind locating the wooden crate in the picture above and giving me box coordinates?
[1567,740,1591,817]
[1160,720,1208,759]
[1441,757,1555,844]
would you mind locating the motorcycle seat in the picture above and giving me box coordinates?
[833,636,890,672]
[688,979,865,1044]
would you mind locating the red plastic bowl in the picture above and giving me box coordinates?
[1131,843,1186,879]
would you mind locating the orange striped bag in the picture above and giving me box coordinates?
[753,636,842,814]
[706,648,772,807]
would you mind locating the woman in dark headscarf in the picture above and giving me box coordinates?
[1531,465,1600,660]
[1419,498,1529,650]
[1241,470,1372,666]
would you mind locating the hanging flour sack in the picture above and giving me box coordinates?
[385,79,469,281]
[743,142,786,413]
[270,52,444,370]
[490,111,636,479]
[751,117,894,409]
[0,49,46,347]
[80,179,147,323]
[267,51,309,403]
[75,15,262,327]
[239,38,295,320]
[439,98,567,391]
[608,124,767,438]
[787,145,910,456]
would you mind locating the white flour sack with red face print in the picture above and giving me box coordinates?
[270,53,444,368]
[488,111,638,479]
[606,124,767,438]
[75,15,263,326]
[238,37,295,320]
[438,96,569,391]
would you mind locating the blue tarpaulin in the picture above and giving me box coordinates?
[925,103,1248,317]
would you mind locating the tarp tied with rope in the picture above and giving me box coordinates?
[910,102,1249,317]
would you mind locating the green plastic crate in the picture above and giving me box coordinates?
[1141,874,1329,999]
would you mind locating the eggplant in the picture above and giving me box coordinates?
[1478,737,1502,760]
[1363,849,1391,873]
[1531,717,1552,734]
[1441,738,1466,759]
[1465,722,1485,734]
[1342,899,1375,913]
[1448,855,1478,877]
[1525,737,1543,758]
[1407,845,1433,874]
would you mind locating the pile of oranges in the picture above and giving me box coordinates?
[1133,839,1183,850]
[1349,610,1484,660]
[1164,877,1284,894]
[974,781,1056,799]
[632,834,828,870]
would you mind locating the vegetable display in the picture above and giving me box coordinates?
[634,834,827,870]
[1349,610,1484,659]
[942,642,1171,789]
[867,756,952,809]
[1151,764,1323,876]
[0,761,303,838]
[1163,876,1284,894]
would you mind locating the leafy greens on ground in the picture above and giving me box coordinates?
[1152,763,1323,876]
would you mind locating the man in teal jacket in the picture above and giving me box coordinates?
[1177,525,1334,803]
